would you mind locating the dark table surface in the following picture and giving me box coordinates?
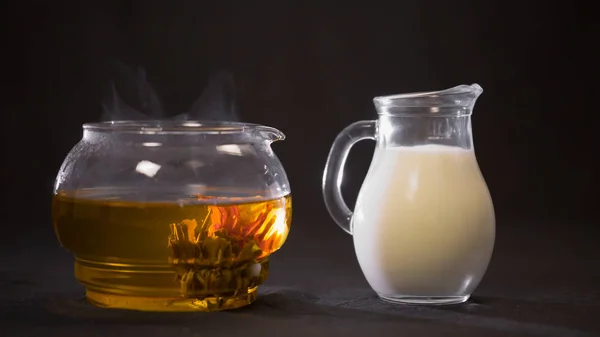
[2,215,599,337]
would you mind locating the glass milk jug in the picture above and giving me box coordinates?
[322,84,495,305]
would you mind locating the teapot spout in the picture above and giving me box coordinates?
[255,126,286,143]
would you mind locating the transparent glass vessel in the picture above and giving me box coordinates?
[323,84,495,305]
[52,121,292,312]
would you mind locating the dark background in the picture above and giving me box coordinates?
[4,0,597,228]
[2,1,599,336]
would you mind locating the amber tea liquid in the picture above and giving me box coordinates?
[52,189,291,312]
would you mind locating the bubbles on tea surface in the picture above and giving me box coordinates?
[100,60,241,122]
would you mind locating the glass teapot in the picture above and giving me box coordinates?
[323,84,495,305]
[52,120,292,312]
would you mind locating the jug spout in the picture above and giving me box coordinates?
[373,83,483,116]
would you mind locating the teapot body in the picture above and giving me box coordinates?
[52,121,292,312]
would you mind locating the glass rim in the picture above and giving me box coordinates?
[82,120,285,138]
[373,83,483,109]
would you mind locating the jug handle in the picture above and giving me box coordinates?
[322,120,376,235]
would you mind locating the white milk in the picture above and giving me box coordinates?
[352,144,495,298]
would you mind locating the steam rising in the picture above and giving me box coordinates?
[174,70,239,121]
[101,61,240,122]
